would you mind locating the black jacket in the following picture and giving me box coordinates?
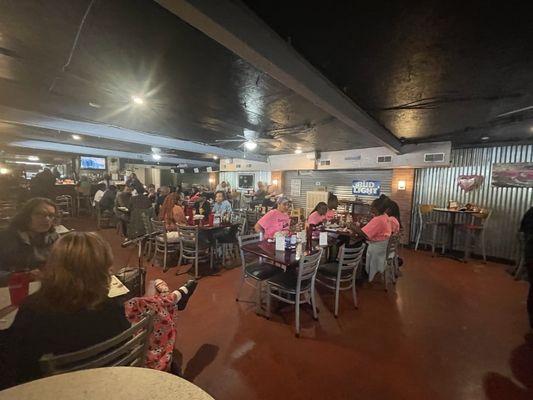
[0,228,58,272]
[3,294,130,385]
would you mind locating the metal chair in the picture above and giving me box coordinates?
[265,249,323,337]
[150,218,180,272]
[39,312,154,376]
[95,202,112,230]
[55,195,73,218]
[461,209,492,262]
[316,243,367,317]
[141,214,156,259]
[415,204,449,254]
[245,210,260,234]
[176,224,213,279]
[384,234,401,291]
[236,233,280,312]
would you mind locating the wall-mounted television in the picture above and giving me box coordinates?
[80,156,106,170]
[238,173,254,189]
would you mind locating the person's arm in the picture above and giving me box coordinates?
[254,222,263,234]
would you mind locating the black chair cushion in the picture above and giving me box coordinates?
[245,263,280,280]
[318,263,354,279]
[266,271,311,291]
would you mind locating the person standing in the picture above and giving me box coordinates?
[520,206,533,330]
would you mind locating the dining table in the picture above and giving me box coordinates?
[240,240,303,270]
[432,208,477,260]
[0,367,214,400]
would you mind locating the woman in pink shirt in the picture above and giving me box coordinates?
[386,200,401,234]
[307,202,328,227]
[352,195,392,281]
[325,194,338,221]
[255,196,291,239]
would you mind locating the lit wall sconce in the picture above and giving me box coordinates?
[272,179,279,185]
[209,178,215,183]
[397,180,406,191]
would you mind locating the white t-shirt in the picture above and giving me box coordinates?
[93,190,105,206]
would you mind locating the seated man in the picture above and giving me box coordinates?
[212,190,232,216]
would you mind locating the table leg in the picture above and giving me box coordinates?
[448,212,456,252]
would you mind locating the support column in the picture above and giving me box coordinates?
[390,168,415,245]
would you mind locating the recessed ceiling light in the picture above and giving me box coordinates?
[152,153,162,161]
[244,141,257,151]
[88,102,101,108]
[294,148,302,154]
[212,155,218,160]
[131,95,144,105]
[481,136,490,141]
[72,134,81,140]
[28,156,39,161]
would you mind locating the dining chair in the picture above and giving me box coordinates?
[176,224,213,278]
[316,243,366,317]
[95,202,112,230]
[39,312,154,376]
[384,234,401,291]
[55,195,73,219]
[236,233,280,312]
[415,204,448,254]
[245,210,260,234]
[150,218,180,272]
[461,209,492,262]
[265,248,324,337]
[141,213,156,259]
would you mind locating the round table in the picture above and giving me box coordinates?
[0,367,214,400]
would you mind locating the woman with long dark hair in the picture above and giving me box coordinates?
[0,198,59,273]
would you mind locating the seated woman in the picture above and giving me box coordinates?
[351,195,392,282]
[307,202,328,227]
[0,198,59,273]
[194,193,211,222]
[254,196,291,239]
[159,192,187,230]
[4,232,130,385]
[92,183,107,207]
[326,194,339,221]
[98,185,118,214]
[386,199,401,234]
[212,190,232,216]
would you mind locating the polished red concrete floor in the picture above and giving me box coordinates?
[68,217,532,400]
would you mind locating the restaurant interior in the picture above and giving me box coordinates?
[0,1,532,399]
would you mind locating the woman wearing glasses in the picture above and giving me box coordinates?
[0,197,59,273]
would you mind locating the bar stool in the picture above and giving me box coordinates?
[414,204,449,254]
[461,209,492,262]
[55,195,73,218]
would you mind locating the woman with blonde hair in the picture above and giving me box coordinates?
[159,192,187,230]
[5,232,130,385]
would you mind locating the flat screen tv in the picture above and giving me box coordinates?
[238,174,254,189]
[80,156,106,170]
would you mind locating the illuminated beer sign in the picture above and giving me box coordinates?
[352,180,381,196]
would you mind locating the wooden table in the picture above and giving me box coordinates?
[433,208,477,260]
[0,367,214,400]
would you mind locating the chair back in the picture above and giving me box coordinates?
[338,243,367,278]
[150,218,166,234]
[386,234,401,261]
[472,208,492,228]
[418,204,435,225]
[177,224,200,251]
[245,211,260,233]
[142,213,154,234]
[297,249,323,290]
[238,233,261,267]
[40,312,154,377]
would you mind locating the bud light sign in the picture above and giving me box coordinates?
[352,180,381,196]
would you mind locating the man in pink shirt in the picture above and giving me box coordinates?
[255,196,291,239]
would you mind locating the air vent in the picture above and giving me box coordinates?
[246,163,252,168]
[319,159,331,166]
[344,155,362,161]
[424,153,445,163]
[377,155,392,163]
[236,164,241,169]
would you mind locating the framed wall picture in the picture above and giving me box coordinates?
[238,173,255,189]
[492,163,533,188]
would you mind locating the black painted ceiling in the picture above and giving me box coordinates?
[243,0,533,145]
[0,0,381,159]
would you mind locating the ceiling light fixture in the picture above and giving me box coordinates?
[294,149,302,154]
[72,134,82,140]
[244,141,257,151]
[212,155,218,160]
[152,153,162,161]
[481,136,490,141]
[131,95,145,105]
[28,156,39,161]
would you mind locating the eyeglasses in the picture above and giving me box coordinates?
[32,211,57,220]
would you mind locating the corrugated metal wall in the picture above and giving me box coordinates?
[412,144,533,260]
[282,169,393,209]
